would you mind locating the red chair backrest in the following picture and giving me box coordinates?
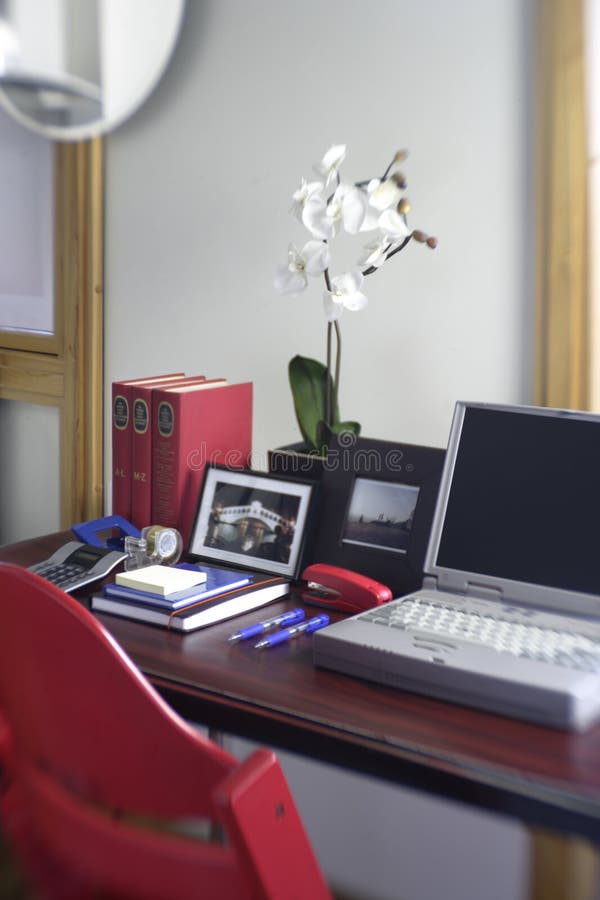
[0,562,332,900]
[0,562,232,818]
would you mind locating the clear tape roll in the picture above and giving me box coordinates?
[142,525,183,564]
[123,526,183,569]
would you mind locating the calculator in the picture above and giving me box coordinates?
[29,541,127,593]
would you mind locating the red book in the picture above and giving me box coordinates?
[151,381,253,547]
[130,376,208,530]
[111,373,185,520]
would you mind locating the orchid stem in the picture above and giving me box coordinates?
[326,321,332,428]
[334,320,341,416]
[362,234,412,276]
[382,233,412,262]
[323,268,337,427]
[355,154,399,190]
[381,154,397,181]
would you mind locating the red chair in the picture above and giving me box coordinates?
[0,562,332,899]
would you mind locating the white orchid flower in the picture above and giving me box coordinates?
[323,270,368,321]
[304,184,368,239]
[301,193,334,240]
[359,178,404,233]
[326,184,368,235]
[358,180,383,232]
[300,240,331,275]
[314,144,347,187]
[367,177,403,212]
[290,179,324,223]
[274,241,331,296]
[378,208,411,244]
[357,234,390,269]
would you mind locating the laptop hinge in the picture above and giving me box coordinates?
[423,575,438,590]
[465,582,503,602]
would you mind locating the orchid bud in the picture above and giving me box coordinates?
[412,230,428,243]
[394,150,408,164]
[397,198,411,215]
[391,172,407,190]
[426,236,438,249]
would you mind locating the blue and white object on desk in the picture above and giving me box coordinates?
[228,608,305,642]
[104,565,251,609]
[92,572,290,632]
[254,613,330,649]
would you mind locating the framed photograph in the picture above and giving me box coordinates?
[188,464,319,579]
[310,435,446,596]
[342,478,420,555]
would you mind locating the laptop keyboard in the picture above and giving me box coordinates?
[361,597,600,673]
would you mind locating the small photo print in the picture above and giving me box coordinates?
[189,465,316,578]
[203,482,300,566]
[342,478,420,555]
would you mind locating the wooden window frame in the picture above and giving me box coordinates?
[534,0,589,410]
[0,139,104,527]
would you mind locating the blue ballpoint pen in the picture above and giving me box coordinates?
[254,613,330,649]
[227,608,305,642]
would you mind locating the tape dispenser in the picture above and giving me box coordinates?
[123,525,183,570]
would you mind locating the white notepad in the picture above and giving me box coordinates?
[115,564,207,597]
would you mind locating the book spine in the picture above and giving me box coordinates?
[130,387,153,529]
[105,583,224,607]
[111,382,132,519]
[151,391,184,534]
[131,377,208,529]
[94,577,288,631]
[151,383,253,548]
[104,584,198,607]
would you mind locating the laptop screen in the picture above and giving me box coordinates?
[431,404,600,598]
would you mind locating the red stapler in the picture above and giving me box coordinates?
[301,563,392,613]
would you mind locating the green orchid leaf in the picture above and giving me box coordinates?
[315,419,333,456]
[330,420,361,437]
[288,355,339,450]
[315,419,361,455]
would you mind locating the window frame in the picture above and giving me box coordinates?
[0,139,104,527]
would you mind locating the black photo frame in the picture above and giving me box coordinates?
[310,435,446,596]
[188,464,319,579]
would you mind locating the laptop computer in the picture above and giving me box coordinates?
[313,402,600,731]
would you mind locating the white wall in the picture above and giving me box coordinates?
[0,108,58,546]
[0,400,60,545]
[0,108,54,333]
[103,0,534,477]
[103,2,534,898]
[225,735,528,900]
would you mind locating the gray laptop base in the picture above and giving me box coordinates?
[313,591,600,731]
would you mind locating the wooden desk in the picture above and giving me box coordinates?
[2,532,599,898]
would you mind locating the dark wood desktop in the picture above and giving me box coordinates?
[2,531,599,898]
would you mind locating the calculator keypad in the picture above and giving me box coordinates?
[28,542,127,593]
[31,563,86,590]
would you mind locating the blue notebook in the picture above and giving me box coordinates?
[103,564,251,609]
[93,569,290,631]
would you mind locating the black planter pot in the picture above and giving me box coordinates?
[268,442,326,480]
